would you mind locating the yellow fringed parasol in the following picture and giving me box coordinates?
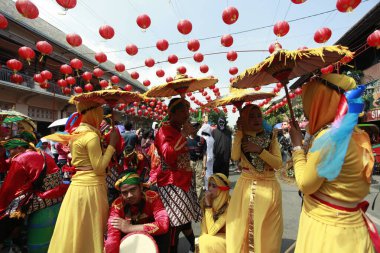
[144,74,218,98]
[69,89,143,107]
[232,45,354,121]
[0,109,37,132]
[202,88,276,110]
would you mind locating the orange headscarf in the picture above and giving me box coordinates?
[302,80,341,135]
[302,74,357,135]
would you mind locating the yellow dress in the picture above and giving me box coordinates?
[226,130,283,253]
[199,208,227,253]
[292,128,375,253]
[48,124,115,253]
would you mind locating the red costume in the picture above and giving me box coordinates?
[105,190,169,253]
[154,122,192,191]
[0,150,68,219]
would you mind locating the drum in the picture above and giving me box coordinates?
[119,232,159,253]
[27,203,61,253]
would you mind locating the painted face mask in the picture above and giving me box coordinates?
[218,118,226,130]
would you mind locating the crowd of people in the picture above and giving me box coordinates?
[0,73,379,253]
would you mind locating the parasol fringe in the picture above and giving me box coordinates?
[69,90,141,105]
[234,45,353,85]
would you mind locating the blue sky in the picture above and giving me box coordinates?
[25,0,379,126]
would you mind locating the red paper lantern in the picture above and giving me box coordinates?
[115,63,125,72]
[294,87,302,95]
[93,68,104,78]
[33,74,45,83]
[6,59,23,72]
[273,87,280,93]
[289,93,296,99]
[66,76,76,85]
[291,0,307,3]
[340,55,353,64]
[36,41,53,56]
[130,71,139,79]
[200,65,209,73]
[99,25,115,39]
[314,27,332,43]
[0,14,8,29]
[202,91,208,96]
[193,53,204,63]
[321,65,334,74]
[82,71,92,82]
[63,87,71,95]
[99,80,109,88]
[70,58,83,70]
[74,86,83,93]
[229,77,235,83]
[187,39,200,52]
[111,75,120,84]
[206,95,211,101]
[125,44,138,56]
[367,30,380,49]
[156,39,169,51]
[60,64,73,75]
[177,19,192,35]
[166,76,173,82]
[84,83,93,92]
[66,33,82,47]
[168,54,178,64]
[136,14,151,29]
[145,58,155,68]
[336,0,361,12]
[56,0,77,9]
[143,80,151,86]
[276,83,283,88]
[18,46,35,62]
[124,84,133,91]
[273,21,290,37]
[254,86,261,91]
[41,70,52,80]
[156,69,165,77]
[177,66,187,74]
[229,67,238,75]
[213,87,219,93]
[57,79,67,88]
[222,6,239,25]
[11,74,23,84]
[95,52,107,64]
[16,0,39,19]
[40,82,50,89]
[221,34,233,47]
[227,51,238,61]
[269,41,282,54]
[297,46,308,50]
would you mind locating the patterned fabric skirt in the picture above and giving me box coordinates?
[158,184,202,227]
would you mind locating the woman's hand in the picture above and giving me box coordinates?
[109,128,119,147]
[289,121,303,147]
[111,217,132,234]
[242,139,263,154]
[204,191,213,207]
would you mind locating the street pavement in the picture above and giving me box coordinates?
[178,172,380,253]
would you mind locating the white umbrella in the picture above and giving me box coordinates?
[48,118,68,128]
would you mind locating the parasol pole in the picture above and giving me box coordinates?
[282,80,296,123]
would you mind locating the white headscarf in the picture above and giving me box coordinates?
[197,123,214,163]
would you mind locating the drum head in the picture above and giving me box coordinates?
[119,232,158,253]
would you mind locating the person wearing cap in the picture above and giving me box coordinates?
[198,173,230,253]
[187,121,207,199]
[0,132,67,246]
[154,97,202,253]
[212,117,232,177]
[289,73,377,253]
[48,101,119,253]
[104,171,170,253]
[226,104,283,253]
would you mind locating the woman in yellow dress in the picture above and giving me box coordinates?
[226,104,283,253]
[289,73,377,253]
[48,101,119,253]
[199,173,230,253]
